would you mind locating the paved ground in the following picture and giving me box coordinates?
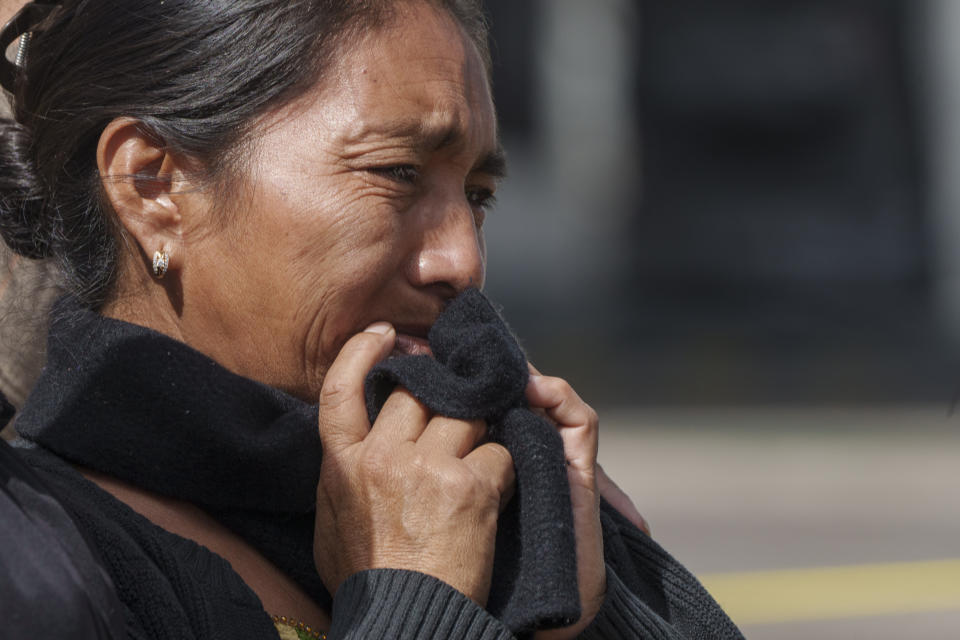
[597,406,960,639]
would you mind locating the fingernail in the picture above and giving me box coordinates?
[364,322,393,335]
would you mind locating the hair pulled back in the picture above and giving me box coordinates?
[0,0,490,308]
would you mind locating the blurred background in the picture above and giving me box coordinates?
[2,1,959,638]
[483,0,957,406]
[479,1,960,638]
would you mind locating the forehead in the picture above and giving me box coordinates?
[315,2,497,153]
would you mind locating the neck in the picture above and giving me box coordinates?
[80,467,332,633]
[101,267,185,343]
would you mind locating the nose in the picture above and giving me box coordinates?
[407,196,486,295]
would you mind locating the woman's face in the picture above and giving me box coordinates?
[178,2,502,400]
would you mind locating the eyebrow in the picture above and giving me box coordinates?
[474,147,507,179]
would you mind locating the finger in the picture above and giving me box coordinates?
[317,322,395,453]
[416,417,487,458]
[526,374,598,432]
[526,375,598,473]
[464,442,515,503]
[367,387,431,443]
[597,464,650,535]
[525,363,553,421]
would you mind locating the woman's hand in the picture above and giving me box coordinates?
[313,323,515,605]
[526,366,606,639]
[597,464,650,535]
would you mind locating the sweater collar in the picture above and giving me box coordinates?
[16,296,322,513]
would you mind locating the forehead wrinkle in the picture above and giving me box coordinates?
[341,103,465,149]
[339,106,502,175]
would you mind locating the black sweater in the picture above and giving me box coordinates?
[8,295,743,639]
[0,438,125,640]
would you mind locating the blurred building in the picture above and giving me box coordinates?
[482,0,960,406]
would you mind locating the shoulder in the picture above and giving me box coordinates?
[0,439,126,639]
[7,440,281,639]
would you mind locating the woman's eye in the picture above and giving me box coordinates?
[466,188,496,228]
[370,165,420,184]
[467,188,496,211]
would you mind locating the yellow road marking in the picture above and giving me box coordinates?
[699,559,960,625]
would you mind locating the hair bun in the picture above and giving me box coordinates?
[0,118,52,259]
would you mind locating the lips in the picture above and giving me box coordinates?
[391,321,435,357]
[394,332,433,357]
[385,308,441,357]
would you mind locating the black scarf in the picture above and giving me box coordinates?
[16,289,579,634]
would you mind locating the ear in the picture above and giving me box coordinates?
[97,117,186,276]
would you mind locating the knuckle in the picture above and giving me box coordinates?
[585,405,599,429]
[487,442,513,468]
[354,446,391,480]
[457,418,487,446]
[543,374,568,392]
[542,375,573,401]
[446,467,475,493]
[482,443,515,489]
[556,377,574,396]
[319,377,352,410]
[316,415,354,448]
[408,449,431,472]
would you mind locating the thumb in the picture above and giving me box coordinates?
[317,323,395,453]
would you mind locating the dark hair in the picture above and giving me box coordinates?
[0,0,490,308]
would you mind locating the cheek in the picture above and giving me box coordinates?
[283,189,402,283]
[280,194,407,358]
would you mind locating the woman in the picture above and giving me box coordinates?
[0,1,742,638]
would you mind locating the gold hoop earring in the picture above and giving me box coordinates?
[152,250,170,279]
